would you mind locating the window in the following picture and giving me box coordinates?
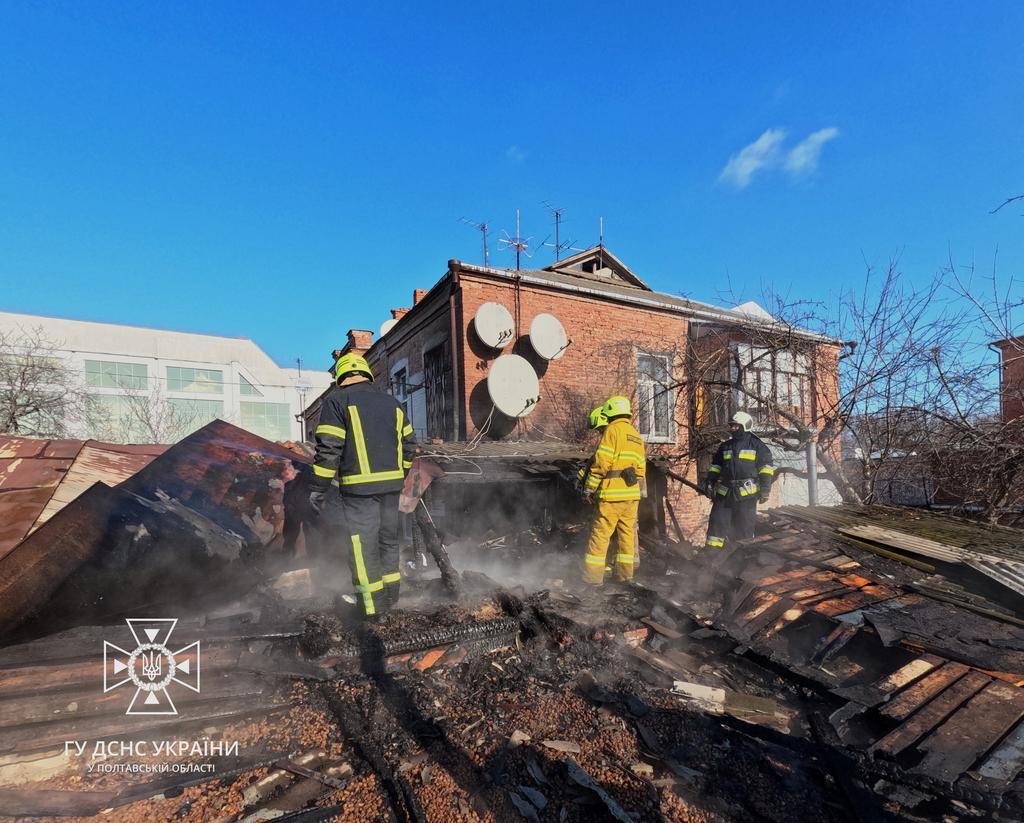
[423,342,453,439]
[84,360,148,390]
[240,401,292,442]
[166,398,223,438]
[637,353,673,442]
[167,366,223,393]
[86,395,149,442]
[392,368,408,415]
[240,375,263,396]
[732,344,809,425]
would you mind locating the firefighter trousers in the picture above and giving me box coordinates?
[584,499,639,584]
[338,492,401,616]
[705,496,758,549]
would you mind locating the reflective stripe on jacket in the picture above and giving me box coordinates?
[311,381,416,495]
[705,431,775,498]
[584,419,647,501]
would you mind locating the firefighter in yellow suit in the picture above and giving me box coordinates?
[582,396,646,584]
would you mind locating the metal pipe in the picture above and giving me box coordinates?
[806,440,819,506]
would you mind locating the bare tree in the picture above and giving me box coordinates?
[691,258,1024,522]
[0,327,92,437]
[115,383,201,444]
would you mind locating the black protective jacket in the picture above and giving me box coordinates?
[311,381,416,496]
[704,430,775,500]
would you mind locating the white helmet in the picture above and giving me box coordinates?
[731,411,754,432]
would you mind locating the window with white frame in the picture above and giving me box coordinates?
[167,398,223,437]
[636,352,673,442]
[240,401,292,442]
[167,366,223,394]
[239,374,263,396]
[84,360,148,390]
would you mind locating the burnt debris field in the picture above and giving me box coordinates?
[2,422,1024,821]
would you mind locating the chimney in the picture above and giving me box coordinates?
[391,307,411,321]
[413,289,429,306]
[343,329,374,355]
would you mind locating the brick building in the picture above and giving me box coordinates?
[305,247,841,541]
[995,336,1024,422]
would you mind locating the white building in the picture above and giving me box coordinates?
[0,311,332,444]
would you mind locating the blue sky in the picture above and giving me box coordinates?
[1,2,1022,371]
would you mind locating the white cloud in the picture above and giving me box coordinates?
[784,127,840,175]
[719,126,840,188]
[718,128,787,188]
[505,145,527,163]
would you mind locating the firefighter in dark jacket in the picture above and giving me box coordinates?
[309,353,416,618]
[702,411,775,550]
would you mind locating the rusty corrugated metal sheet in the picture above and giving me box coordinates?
[0,420,308,640]
[33,442,167,530]
[0,437,167,560]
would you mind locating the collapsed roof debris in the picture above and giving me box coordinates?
[0,421,305,640]
[2,425,1024,820]
[0,437,166,559]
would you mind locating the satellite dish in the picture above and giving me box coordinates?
[487,355,540,418]
[529,313,570,361]
[380,319,398,337]
[473,302,515,349]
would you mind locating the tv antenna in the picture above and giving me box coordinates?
[459,217,490,267]
[541,201,585,261]
[498,209,532,270]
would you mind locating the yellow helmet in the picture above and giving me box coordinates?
[602,395,632,419]
[334,353,374,383]
[588,406,608,430]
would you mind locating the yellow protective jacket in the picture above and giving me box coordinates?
[584,419,647,501]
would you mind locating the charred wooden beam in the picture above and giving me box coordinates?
[413,501,461,597]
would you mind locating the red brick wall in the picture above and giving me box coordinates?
[999,342,1024,422]
[454,268,709,540]
[364,286,454,440]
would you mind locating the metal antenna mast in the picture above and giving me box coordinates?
[542,201,585,260]
[498,209,531,271]
[459,217,490,267]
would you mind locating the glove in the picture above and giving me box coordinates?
[758,489,770,504]
[309,488,327,515]
[582,493,594,506]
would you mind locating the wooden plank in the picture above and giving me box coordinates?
[0,644,246,698]
[0,696,288,756]
[641,618,684,641]
[813,589,896,617]
[879,663,971,722]
[788,582,854,602]
[869,671,991,758]
[0,788,117,816]
[764,570,837,595]
[839,525,963,563]
[976,721,1024,782]
[0,671,267,728]
[833,656,942,706]
[913,682,1024,782]
[754,567,817,588]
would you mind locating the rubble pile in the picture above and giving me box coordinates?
[4,423,1024,820]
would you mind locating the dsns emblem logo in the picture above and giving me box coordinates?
[103,619,201,715]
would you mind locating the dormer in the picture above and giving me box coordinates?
[544,246,651,291]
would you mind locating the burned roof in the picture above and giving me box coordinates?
[0,421,306,639]
[0,436,166,559]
